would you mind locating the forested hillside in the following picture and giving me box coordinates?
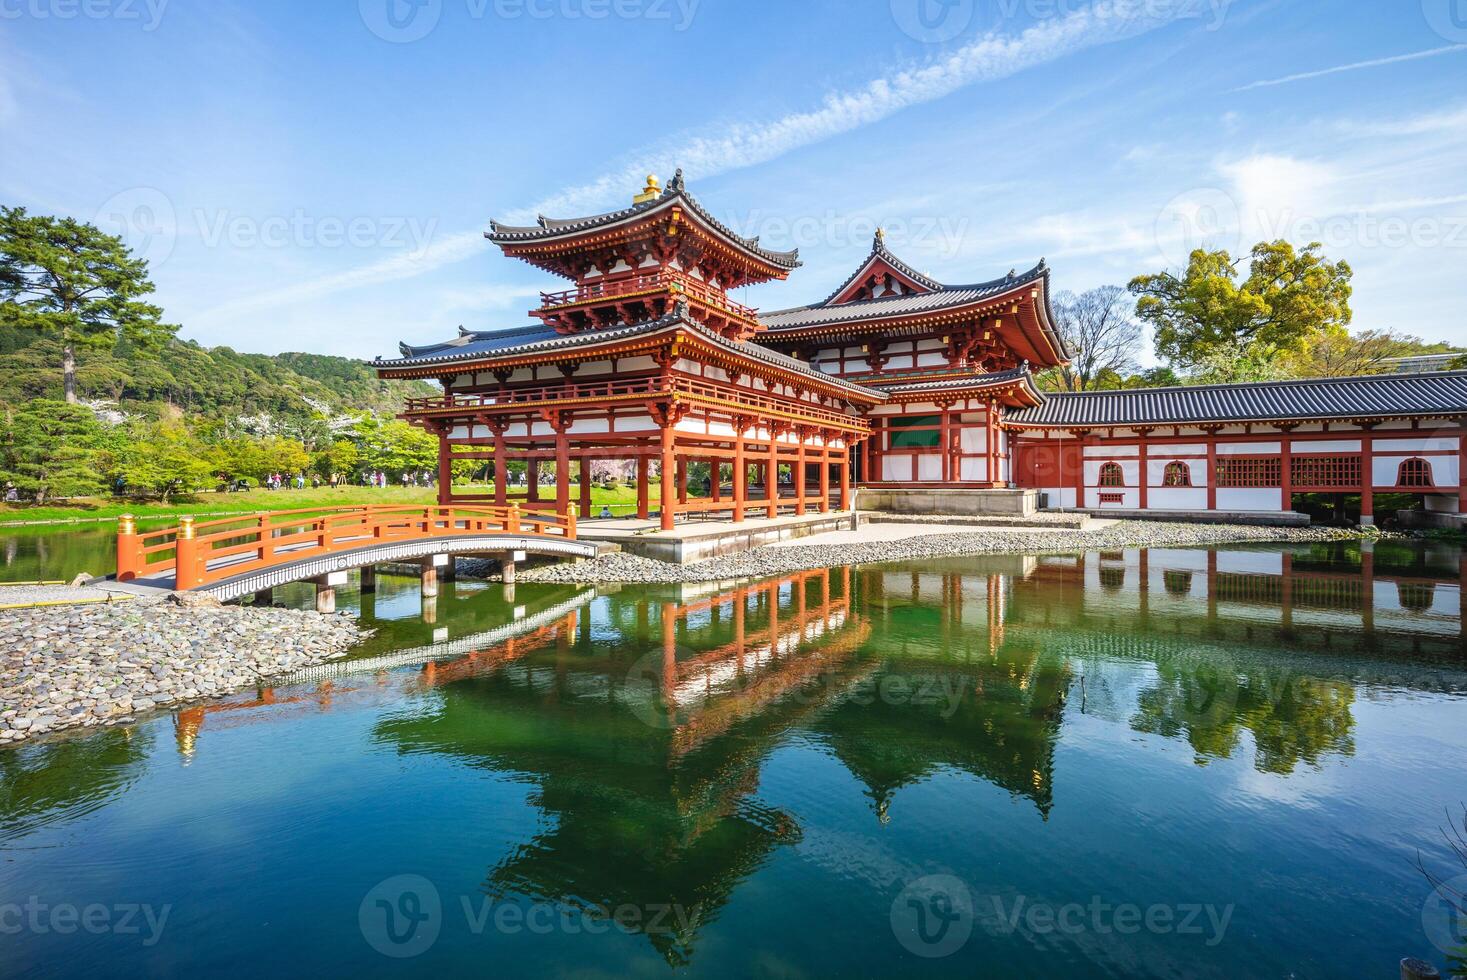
[0,325,434,424]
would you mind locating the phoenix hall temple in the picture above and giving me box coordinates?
[374,172,1467,531]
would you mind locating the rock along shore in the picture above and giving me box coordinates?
[0,595,365,748]
[515,519,1379,585]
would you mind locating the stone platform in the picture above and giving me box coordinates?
[576,511,856,564]
[855,486,1038,517]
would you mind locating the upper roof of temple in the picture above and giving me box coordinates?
[1005,370,1467,427]
[758,232,1069,369]
[486,169,800,285]
[373,302,886,402]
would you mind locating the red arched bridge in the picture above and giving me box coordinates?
[116,504,595,602]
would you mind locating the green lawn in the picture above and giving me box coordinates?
[0,482,652,526]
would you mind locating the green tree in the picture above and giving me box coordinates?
[314,438,359,479]
[1130,241,1352,375]
[353,415,437,477]
[0,206,177,403]
[117,421,213,502]
[0,400,106,502]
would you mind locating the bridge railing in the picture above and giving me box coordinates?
[117,504,575,590]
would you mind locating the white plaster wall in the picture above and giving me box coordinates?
[960,428,987,453]
[1375,455,1459,487]
[1216,488,1279,511]
[961,459,988,482]
[1377,437,1459,453]
[916,352,948,368]
[1039,487,1077,508]
[1153,443,1207,456]
[882,457,914,481]
[568,418,611,434]
[1293,439,1360,453]
[1146,458,1207,486]
[1084,445,1138,457]
[1218,442,1280,455]
[917,456,942,480]
[1084,460,1140,485]
[1093,489,1140,508]
[617,416,658,432]
[1149,487,1208,511]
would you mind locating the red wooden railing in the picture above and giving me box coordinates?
[116,504,575,591]
[403,375,869,432]
[538,269,758,321]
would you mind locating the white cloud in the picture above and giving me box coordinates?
[1231,44,1467,92]
[1217,153,1338,240]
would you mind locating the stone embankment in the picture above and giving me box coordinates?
[516,520,1378,585]
[0,594,364,747]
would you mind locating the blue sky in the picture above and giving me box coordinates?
[2,0,1464,362]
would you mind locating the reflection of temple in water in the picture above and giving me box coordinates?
[373,568,873,966]
[822,559,1068,819]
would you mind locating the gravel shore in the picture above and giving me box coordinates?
[516,520,1377,585]
[0,596,365,748]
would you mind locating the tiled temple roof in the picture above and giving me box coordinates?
[486,169,800,270]
[374,305,884,401]
[1005,370,1467,427]
[760,259,1050,331]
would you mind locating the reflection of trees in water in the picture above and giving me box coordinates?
[1131,654,1355,774]
[0,727,152,840]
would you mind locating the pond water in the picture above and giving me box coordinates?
[2,530,1466,978]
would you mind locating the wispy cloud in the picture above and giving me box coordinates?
[1231,44,1467,92]
[197,229,487,322]
[212,3,1190,323]
[519,5,1187,220]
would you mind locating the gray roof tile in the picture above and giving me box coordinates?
[1006,371,1467,427]
[486,169,800,269]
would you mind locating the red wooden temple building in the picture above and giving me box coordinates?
[375,172,1467,528]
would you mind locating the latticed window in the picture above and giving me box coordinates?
[1098,462,1124,487]
[1398,457,1434,488]
[1163,570,1193,597]
[1162,461,1192,487]
[1291,455,1361,489]
[1216,457,1281,488]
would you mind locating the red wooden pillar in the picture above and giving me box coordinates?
[818,442,831,513]
[636,455,650,520]
[1280,427,1293,513]
[732,433,747,524]
[767,431,780,519]
[660,426,676,532]
[939,408,952,483]
[1074,432,1086,509]
[1361,427,1375,525]
[840,442,852,511]
[492,425,508,507]
[1459,428,1467,516]
[437,431,452,505]
[554,427,571,519]
[578,457,592,518]
[527,460,539,502]
[1137,431,1149,511]
[1205,433,1218,512]
[676,458,688,505]
[795,432,808,516]
[711,459,721,503]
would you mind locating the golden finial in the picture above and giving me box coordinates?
[118,513,137,535]
[875,226,885,243]
[633,174,661,204]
